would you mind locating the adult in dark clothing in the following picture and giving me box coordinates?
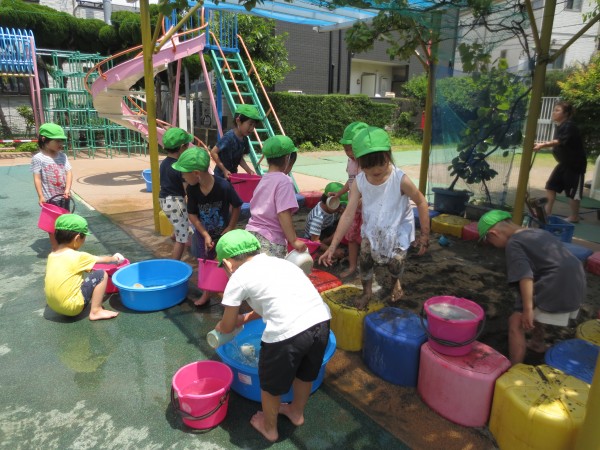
[534,101,587,222]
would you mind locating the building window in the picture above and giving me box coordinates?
[565,0,582,11]
[532,0,543,9]
[548,49,565,70]
[500,50,508,60]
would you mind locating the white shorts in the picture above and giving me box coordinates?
[159,196,190,243]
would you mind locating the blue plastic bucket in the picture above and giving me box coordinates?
[142,169,152,192]
[112,259,192,311]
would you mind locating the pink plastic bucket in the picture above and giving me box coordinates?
[230,173,261,202]
[92,259,130,294]
[171,361,233,430]
[38,203,69,233]
[287,238,321,259]
[421,296,485,356]
[198,259,229,293]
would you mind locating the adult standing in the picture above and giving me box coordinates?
[533,101,587,222]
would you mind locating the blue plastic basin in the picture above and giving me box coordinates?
[112,259,192,311]
[216,319,336,402]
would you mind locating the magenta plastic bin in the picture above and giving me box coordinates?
[230,173,261,202]
[171,360,233,430]
[198,259,229,293]
[92,259,130,294]
[38,203,69,233]
[421,296,485,356]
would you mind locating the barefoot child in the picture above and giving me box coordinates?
[329,121,368,278]
[214,229,331,442]
[45,214,122,321]
[31,123,72,251]
[159,127,193,260]
[319,127,430,309]
[210,104,262,180]
[246,135,307,257]
[478,210,586,365]
[172,147,243,307]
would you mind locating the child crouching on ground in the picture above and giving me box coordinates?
[245,135,307,257]
[214,229,331,442]
[172,146,243,307]
[45,214,122,321]
[319,127,430,309]
[304,182,345,261]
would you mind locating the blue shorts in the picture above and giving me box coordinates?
[80,269,106,306]
[258,320,330,396]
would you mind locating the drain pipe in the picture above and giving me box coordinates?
[103,0,112,25]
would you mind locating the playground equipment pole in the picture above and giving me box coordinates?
[140,0,161,233]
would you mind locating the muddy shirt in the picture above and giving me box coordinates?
[552,120,587,174]
[506,228,586,313]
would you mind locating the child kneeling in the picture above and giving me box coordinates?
[215,229,331,442]
[45,214,123,321]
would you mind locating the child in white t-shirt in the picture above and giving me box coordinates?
[215,229,331,442]
[245,135,307,257]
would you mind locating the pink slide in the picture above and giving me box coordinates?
[91,34,206,145]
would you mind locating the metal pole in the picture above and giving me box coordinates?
[140,0,160,233]
[574,353,600,449]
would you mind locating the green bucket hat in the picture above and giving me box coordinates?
[261,135,297,159]
[39,123,67,140]
[54,213,90,236]
[162,127,193,150]
[352,127,391,159]
[216,229,261,266]
[172,147,210,172]
[477,210,512,241]
[323,181,348,205]
[339,121,369,145]
[235,104,262,121]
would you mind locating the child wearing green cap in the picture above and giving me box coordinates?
[214,229,331,442]
[320,127,430,309]
[172,147,243,306]
[477,210,586,364]
[210,104,262,180]
[31,123,72,251]
[303,182,345,259]
[45,214,123,321]
[245,135,307,257]
[329,121,369,278]
[159,127,194,260]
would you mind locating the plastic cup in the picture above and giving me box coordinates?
[207,326,243,349]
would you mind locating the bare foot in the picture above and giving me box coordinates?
[565,216,580,223]
[89,309,119,321]
[340,267,357,279]
[390,281,404,303]
[250,411,278,442]
[279,403,304,426]
[193,292,211,307]
[355,293,371,310]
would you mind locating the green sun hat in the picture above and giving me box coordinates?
[54,214,90,236]
[216,229,261,266]
[39,123,67,140]
[339,121,369,145]
[172,147,210,172]
[261,135,297,159]
[477,210,512,241]
[162,127,193,150]
[352,126,391,159]
[235,104,262,121]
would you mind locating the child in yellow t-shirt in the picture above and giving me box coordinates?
[45,214,122,321]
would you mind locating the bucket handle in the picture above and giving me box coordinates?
[45,194,76,213]
[170,386,230,421]
[419,306,486,348]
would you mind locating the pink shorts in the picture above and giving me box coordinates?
[344,210,362,244]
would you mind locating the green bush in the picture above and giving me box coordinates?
[270,93,394,147]
[16,142,38,153]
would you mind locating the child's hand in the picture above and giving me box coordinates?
[291,239,307,253]
[319,248,334,267]
[223,169,232,180]
[521,309,535,330]
[113,253,125,264]
[413,234,429,256]
[204,236,214,251]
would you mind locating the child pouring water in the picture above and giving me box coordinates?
[172,146,243,307]
[319,127,430,309]
[45,214,123,321]
[159,127,194,260]
[214,229,331,442]
[245,135,307,257]
[210,104,262,180]
[304,182,345,260]
[31,123,72,251]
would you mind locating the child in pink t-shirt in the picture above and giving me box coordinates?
[329,122,368,278]
[246,136,307,258]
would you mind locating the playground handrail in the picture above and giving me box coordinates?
[237,34,285,136]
